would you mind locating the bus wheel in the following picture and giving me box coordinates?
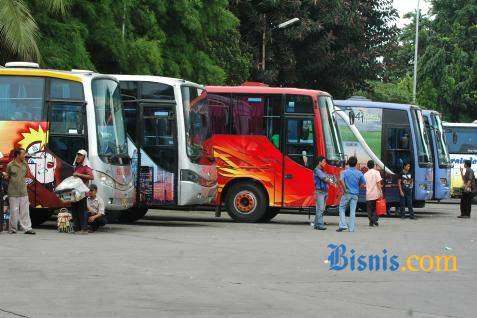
[30,208,53,227]
[226,182,267,222]
[119,207,149,223]
[260,207,280,222]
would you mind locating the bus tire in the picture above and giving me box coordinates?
[119,207,149,223]
[260,207,280,222]
[225,182,268,222]
[30,208,53,227]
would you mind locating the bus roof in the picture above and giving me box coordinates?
[206,85,330,97]
[111,74,202,89]
[0,66,113,83]
[334,99,421,110]
[443,122,477,128]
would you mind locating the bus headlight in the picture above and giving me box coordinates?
[181,169,215,187]
[95,171,133,191]
[440,178,448,186]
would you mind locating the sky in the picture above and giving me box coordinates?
[394,0,431,27]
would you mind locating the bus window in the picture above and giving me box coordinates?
[446,127,477,154]
[285,95,313,114]
[233,95,266,135]
[286,118,314,168]
[50,79,83,100]
[265,95,282,149]
[208,94,231,134]
[382,109,411,171]
[48,103,86,164]
[0,76,44,121]
[142,82,175,100]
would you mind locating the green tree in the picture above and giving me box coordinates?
[231,0,398,97]
[417,0,477,121]
[0,0,68,61]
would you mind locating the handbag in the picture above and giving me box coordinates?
[375,197,387,216]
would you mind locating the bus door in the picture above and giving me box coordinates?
[381,109,412,204]
[282,95,316,207]
[139,102,178,205]
[45,99,87,206]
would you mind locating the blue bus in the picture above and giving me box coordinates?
[422,110,451,200]
[334,98,433,209]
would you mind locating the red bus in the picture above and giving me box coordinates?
[206,83,345,222]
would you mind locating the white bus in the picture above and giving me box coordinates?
[0,62,135,225]
[443,122,477,199]
[112,75,217,221]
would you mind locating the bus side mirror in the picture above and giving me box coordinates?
[349,110,355,125]
[452,132,457,144]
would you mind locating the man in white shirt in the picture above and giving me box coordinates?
[86,184,106,232]
[364,160,383,227]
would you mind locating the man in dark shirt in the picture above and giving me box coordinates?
[312,156,333,230]
[459,160,476,218]
[398,162,415,219]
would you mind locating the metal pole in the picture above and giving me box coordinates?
[412,0,420,103]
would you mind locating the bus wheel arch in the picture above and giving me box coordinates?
[222,178,269,222]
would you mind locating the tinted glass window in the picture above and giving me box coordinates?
[142,82,175,100]
[50,79,84,100]
[286,118,315,168]
[0,76,44,121]
[49,104,85,135]
[445,127,477,154]
[123,102,138,141]
[285,95,313,113]
[233,95,265,135]
[208,94,232,134]
[143,106,174,146]
[120,81,139,102]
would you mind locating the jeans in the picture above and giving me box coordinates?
[338,193,358,232]
[314,191,327,228]
[89,214,107,231]
[399,189,414,217]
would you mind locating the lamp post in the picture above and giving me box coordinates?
[412,0,420,104]
[261,17,300,71]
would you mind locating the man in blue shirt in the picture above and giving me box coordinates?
[337,156,366,232]
[313,156,333,230]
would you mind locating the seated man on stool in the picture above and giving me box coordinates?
[87,184,107,232]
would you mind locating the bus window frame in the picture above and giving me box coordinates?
[45,78,88,165]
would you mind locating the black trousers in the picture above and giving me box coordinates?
[460,192,474,217]
[71,198,87,231]
[366,200,378,224]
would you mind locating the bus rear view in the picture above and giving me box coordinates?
[206,84,345,222]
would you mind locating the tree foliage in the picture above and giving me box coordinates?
[231,0,398,97]
[1,0,251,85]
[418,0,477,121]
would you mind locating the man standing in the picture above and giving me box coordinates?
[459,160,476,218]
[6,148,35,234]
[364,160,383,227]
[72,149,94,233]
[398,162,415,219]
[337,156,366,232]
[312,156,333,230]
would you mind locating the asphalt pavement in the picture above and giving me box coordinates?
[0,201,475,318]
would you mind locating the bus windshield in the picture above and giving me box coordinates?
[445,126,477,154]
[182,85,212,164]
[432,114,451,165]
[411,109,432,166]
[92,79,128,161]
[318,96,343,162]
